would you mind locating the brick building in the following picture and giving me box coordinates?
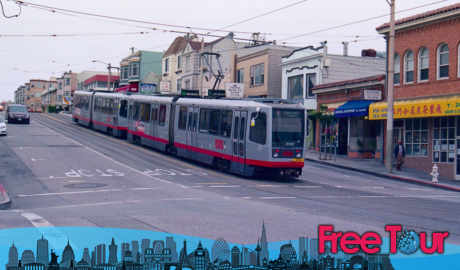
[372,3,460,179]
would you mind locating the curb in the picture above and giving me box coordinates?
[0,183,12,210]
[304,157,460,193]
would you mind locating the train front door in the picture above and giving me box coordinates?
[231,111,247,174]
[186,107,199,160]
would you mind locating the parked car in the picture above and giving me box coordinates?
[0,116,7,136]
[6,104,30,124]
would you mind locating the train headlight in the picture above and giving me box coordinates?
[296,149,303,158]
[296,153,302,158]
[273,153,279,158]
[273,149,280,158]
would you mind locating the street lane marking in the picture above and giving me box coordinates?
[197,183,228,185]
[294,186,322,188]
[40,114,69,124]
[31,158,47,162]
[210,185,241,188]
[357,196,388,198]
[257,185,286,187]
[33,119,173,184]
[362,187,385,189]
[260,196,297,199]
[18,189,124,197]
[38,177,70,180]
[130,187,161,191]
[68,180,85,183]
[241,197,251,199]
[160,198,203,201]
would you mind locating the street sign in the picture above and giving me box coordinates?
[225,83,245,98]
[160,81,170,92]
[207,89,226,97]
[140,83,156,94]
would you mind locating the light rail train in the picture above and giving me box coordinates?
[72,91,306,177]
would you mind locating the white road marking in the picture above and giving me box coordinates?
[38,177,70,180]
[14,211,78,250]
[33,119,172,184]
[210,185,241,188]
[294,186,322,188]
[362,187,385,189]
[257,185,287,187]
[357,196,388,198]
[260,196,297,199]
[130,188,161,191]
[31,158,46,162]
[197,183,228,185]
[241,197,251,199]
[160,198,203,201]
[18,189,125,197]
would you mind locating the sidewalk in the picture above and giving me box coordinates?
[304,149,460,192]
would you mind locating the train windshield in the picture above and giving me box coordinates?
[272,109,304,148]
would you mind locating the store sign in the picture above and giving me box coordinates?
[140,83,156,94]
[207,89,226,97]
[364,90,382,100]
[369,99,460,120]
[180,90,200,97]
[160,81,170,92]
[225,83,244,98]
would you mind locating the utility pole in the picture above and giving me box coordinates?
[385,0,396,173]
[108,63,112,92]
[199,37,204,97]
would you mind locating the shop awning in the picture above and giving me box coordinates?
[334,100,376,118]
[369,94,460,120]
[115,85,129,92]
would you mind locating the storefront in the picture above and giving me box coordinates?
[369,93,460,180]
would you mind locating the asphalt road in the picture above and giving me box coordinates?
[0,113,459,245]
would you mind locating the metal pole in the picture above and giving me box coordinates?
[199,38,204,96]
[108,63,112,92]
[385,0,396,173]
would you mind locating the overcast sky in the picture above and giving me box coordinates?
[0,0,456,102]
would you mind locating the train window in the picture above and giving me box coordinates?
[150,107,155,123]
[155,108,159,121]
[220,110,232,137]
[101,99,106,113]
[108,99,113,115]
[120,100,128,118]
[199,109,209,133]
[133,102,140,121]
[187,112,192,131]
[193,112,198,132]
[240,117,246,140]
[249,112,267,145]
[233,117,239,140]
[178,106,187,130]
[143,103,151,122]
[129,104,133,119]
[209,110,221,136]
[159,105,166,126]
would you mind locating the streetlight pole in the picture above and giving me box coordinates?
[385,0,396,173]
[93,60,118,92]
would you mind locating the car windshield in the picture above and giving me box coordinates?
[10,106,27,112]
[0,116,4,123]
[272,109,304,148]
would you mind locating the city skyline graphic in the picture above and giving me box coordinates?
[2,223,395,270]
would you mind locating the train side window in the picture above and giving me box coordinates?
[150,107,155,123]
[220,110,232,137]
[120,100,128,118]
[159,105,166,126]
[249,112,267,145]
[187,112,192,131]
[139,103,145,122]
[129,103,133,119]
[199,109,209,133]
[233,117,239,139]
[155,108,159,122]
[240,117,246,140]
[133,102,139,121]
[144,103,151,122]
[209,110,221,136]
[108,99,113,115]
[193,112,198,132]
[178,106,187,130]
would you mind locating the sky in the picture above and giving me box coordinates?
[0,0,457,102]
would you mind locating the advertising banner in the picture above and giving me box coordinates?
[140,83,156,94]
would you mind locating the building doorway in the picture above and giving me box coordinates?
[392,120,404,164]
[338,117,348,155]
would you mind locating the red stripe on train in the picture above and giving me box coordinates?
[174,142,304,168]
[93,120,127,131]
[128,130,169,144]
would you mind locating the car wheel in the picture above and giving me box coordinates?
[26,120,30,124]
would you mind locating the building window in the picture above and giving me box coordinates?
[394,53,400,84]
[185,56,191,70]
[418,47,429,81]
[306,74,316,98]
[177,56,182,69]
[66,78,70,85]
[36,82,42,88]
[438,43,449,79]
[458,43,460,77]
[433,117,455,163]
[184,80,190,90]
[288,75,303,100]
[405,118,428,157]
[58,82,63,90]
[237,69,244,83]
[123,68,128,79]
[404,50,414,83]
[177,80,182,92]
[164,58,169,72]
[131,63,139,76]
[250,63,264,86]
